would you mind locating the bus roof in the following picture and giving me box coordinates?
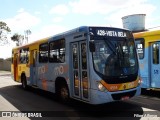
[12,37,49,50]
[133,29,160,38]
[48,26,130,40]
[12,26,131,50]
[48,26,89,40]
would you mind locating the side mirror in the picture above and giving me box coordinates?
[89,40,95,52]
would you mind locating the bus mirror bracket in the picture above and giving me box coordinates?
[89,40,95,52]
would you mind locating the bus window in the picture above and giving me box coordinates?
[39,43,48,63]
[135,38,144,59]
[81,43,87,69]
[153,43,159,64]
[49,39,65,63]
[93,37,137,77]
[19,48,29,64]
[73,44,78,69]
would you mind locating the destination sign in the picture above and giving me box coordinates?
[97,30,127,37]
[89,27,128,38]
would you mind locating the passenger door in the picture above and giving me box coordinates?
[14,53,18,81]
[31,50,38,86]
[71,41,90,101]
[150,42,160,88]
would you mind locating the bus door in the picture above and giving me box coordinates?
[31,50,38,85]
[150,42,160,88]
[71,41,90,101]
[14,53,18,81]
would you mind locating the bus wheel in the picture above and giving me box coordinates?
[21,75,27,90]
[58,84,70,103]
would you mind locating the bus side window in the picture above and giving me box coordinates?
[49,39,65,63]
[153,43,159,64]
[81,43,87,69]
[19,48,29,64]
[39,43,48,63]
[135,38,144,59]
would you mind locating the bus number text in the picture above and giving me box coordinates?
[154,69,159,74]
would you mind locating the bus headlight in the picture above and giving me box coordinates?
[97,82,106,92]
[138,77,142,86]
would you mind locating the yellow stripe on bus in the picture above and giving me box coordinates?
[100,78,139,92]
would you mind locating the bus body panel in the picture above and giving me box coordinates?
[11,26,141,104]
[134,30,160,89]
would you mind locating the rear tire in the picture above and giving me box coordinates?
[21,75,27,90]
[57,84,70,103]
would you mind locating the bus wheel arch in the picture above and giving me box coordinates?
[21,73,27,90]
[55,77,70,103]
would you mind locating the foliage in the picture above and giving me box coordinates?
[11,33,24,46]
[24,29,31,43]
[0,21,11,45]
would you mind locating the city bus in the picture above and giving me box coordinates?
[11,26,141,104]
[134,29,160,89]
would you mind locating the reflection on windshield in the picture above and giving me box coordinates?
[93,38,137,77]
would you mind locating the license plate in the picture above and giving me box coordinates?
[121,96,129,100]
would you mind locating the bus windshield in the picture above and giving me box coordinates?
[92,37,138,77]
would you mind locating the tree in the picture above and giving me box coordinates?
[0,21,11,45]
[11,33,24,46]
[24,29,31,43]
[11,29,31,46]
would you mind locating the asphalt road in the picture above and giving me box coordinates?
[0,71,160,120]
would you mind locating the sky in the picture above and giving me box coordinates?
[0,0,160,59]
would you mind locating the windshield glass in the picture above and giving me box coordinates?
[92,37,138,77]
